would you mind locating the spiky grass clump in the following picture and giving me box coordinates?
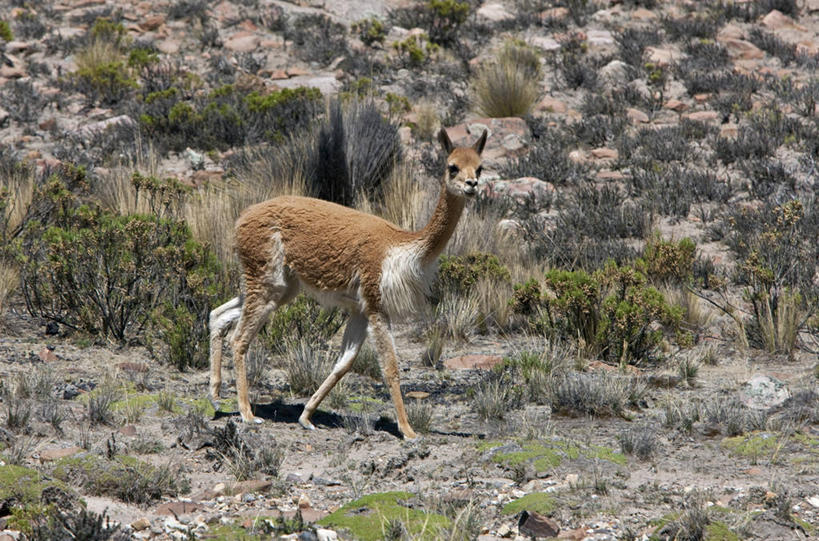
[473,41,542,118]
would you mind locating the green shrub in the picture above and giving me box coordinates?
[352,17,386,46]
[0,20,13,42]
[52,454,188,505]
[514,263,681,363]
[17,172,226,369]
[69,18,136,105]
[389,0,469,46]
[728,200,817,354]
[474,41,542,118]
[638,235,696,286]
[127,46,159,69]
[393,33,439,67]
[438,252,510,296]
[137,84,322,151]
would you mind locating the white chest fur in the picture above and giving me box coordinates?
[379,242,434,319]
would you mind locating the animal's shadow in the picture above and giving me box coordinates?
[214,399,403,439]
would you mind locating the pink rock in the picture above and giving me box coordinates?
[626,108,649,124]
[156,39,181,54]
[39,446,84,462]
[664,99,688,112]
[684,111,720,123]
[224,32,259,53]
[590,147,618,160]
[537,96,568,113]
[761,10,806,31]
[476,3,514,22]
[156,501,202,516]
[632,8,657,20]
[38,347,57,362]
[444,117,530,158]
[139,14,165,31]
[645,47,675,66]
[444,354,504,370]
[718,38,764,60]
[530,36,561,52]
[596,170,627,181]
[0,65,25,79]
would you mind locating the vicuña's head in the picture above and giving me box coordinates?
[437,128,488,199]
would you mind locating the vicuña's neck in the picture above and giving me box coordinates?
[416,183,465,264]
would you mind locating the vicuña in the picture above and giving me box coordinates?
[209,128,488,439]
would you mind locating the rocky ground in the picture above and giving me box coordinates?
[1,0,819,540]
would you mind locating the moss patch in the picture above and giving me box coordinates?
[0,465,78,533]
[706,521,740,541]
[52,453,188,505]
[721,432,779,458]
[502,493,556,515]
[482,438,627,473]
[318,491,450,541]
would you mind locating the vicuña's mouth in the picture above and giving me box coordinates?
[463,186,477,196]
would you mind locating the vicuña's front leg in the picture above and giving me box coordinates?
[230,296,271,424]
[299,313,368,430]
[368,313,417,440]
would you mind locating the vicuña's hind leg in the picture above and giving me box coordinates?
[209,296,242,401]
[299,312,368,430]
[230,277,297,423]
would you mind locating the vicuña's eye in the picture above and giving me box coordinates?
[475,166,482,177]
[448,164,459,176]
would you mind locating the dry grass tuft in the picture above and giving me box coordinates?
[473,41,542,118]
[0,262,19,318]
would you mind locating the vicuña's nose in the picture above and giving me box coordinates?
[465,178,478,188]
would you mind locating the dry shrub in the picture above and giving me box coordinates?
[412,102,440,141]
[473,41,542,118]
[0,262,18,318]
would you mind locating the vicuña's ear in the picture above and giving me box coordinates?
[438,128,454,155]
[473,129,488,155]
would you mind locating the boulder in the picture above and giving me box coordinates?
[740,375,790,410]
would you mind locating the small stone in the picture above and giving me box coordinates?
[38,446,83,462]
[518,510,560,538]
[139,15,165,31]
[565,473,579,485]
[118,424,137,437]
[590,148,618,160]
[38,346,57,363]
[227,479,272,496]
[645,47,675,66]
[224,32,260,53]
[664,99,688,112]
[444,354,504,370]
[316,529,338,541]
[684,111,720,123]
[806,496,819,508]
[156,39,181,55]
[156,501,202,516]
[212,482,226,495]
[286,472,305,484]
[131,518,151,531]
[476,3,514,22]
[719,38,764,60]
[298,493,311,509]
[626,108,649,124]
[530,36,560,52]
[599,60,630,86]
[537,96,567,113]
[405,391,430,399]
[496,523,513,538]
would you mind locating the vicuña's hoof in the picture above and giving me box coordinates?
[241,414,263,424]
[208,397,221,415]
[402,430,419,441]
[298,417,317,431]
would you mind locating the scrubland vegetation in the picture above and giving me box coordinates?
[1,0,818,538]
